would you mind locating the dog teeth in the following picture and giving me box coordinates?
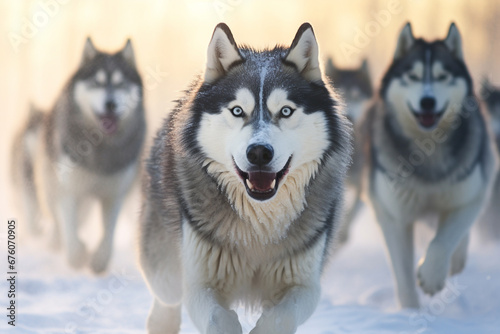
[246,179,254,190]
[270,179,276,189]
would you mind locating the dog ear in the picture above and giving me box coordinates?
[204,23,243,83]
[81,37,97,65]
[284,23,322,82]
[444,23,464,60]
[480,77,493,101]
[120,39,136,66]
[325,57,337,80]
[394,23,414,60]
[360,59,369,74]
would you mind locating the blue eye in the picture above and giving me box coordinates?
[436,74,449,82]
[408,73,420,81]
[230,106,244,117]
[280,106,294,118]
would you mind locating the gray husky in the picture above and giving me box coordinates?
[361,23,498,308]
[478,78,500,239]
[138,23,352,334]
[11,38,146,273]
[325,58,373,245]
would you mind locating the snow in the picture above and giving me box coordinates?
[1,193,500,334]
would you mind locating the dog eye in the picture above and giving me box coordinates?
[280,106,294,118]
[230,106,244,117]
[407,73,420,82]
[436,74,449,82]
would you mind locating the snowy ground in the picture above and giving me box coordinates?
[1,192,500,334]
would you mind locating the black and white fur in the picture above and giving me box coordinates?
[478,79,500,240]
[325,58,373,246]
[138,23,351,334]
[361,23,498,308]
[11,38,146,273]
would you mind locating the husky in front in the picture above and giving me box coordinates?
[138,23,352,333]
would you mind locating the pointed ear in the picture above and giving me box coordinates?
[444,23,464,60]
[394,23,415,60]
[360,59,369,74]
[120,39,136,66]
[325,57,337,80]
[81,37,97,65]
[204,23,243,83]
[284,23,321,82]
[480,77,493,99]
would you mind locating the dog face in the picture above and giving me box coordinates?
[481,79,500,137]
[383,23,472,133]
[190,23,339,212]
[73,38,142,134]
[326,59,373,122]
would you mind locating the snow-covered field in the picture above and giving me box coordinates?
[1,194,499,334]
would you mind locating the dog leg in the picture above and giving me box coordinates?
[377,208,419,308]
[57,195,87,269]
[450,233,469,276]
[250,284,320,334]
[90,195,124,274]
[337,189,363,246]
[147,299,181,334]
[418,200,482,295]
[21,178,42,236]
[185,287,242,334]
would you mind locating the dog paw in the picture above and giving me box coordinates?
[417,254,448,296]
[90,244,112,274]
[250,307,297,334]
[67,241,88,269]
[207,307,242,334]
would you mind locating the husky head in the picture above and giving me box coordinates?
[481,78,500,137]
[185,23,347,231]
[381,23,472,133]
[72,38,142,135]
[325,58,373,122]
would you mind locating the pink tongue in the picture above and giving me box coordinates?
[100,116,118,134]
[248,172,277,191]
[418,113,437,128]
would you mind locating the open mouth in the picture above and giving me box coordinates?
[99,114,119,134]
[408,102,448,129]
[234,157,292,201]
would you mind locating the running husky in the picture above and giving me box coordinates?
[362,23,498,308]
[325,58,373,123]
[478,78,500,239]
[11,38,146,273]
[138,23,351,333]
[325,58,373,245]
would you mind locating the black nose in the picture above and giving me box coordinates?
[420,97,436,111]
[105,100,117,114]
[246,144,274,166]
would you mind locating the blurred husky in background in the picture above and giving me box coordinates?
[361,22,498,308]
[325,58,373,246]
[138,23,352,334]
[478,78,500,240]
[11,38,146,273]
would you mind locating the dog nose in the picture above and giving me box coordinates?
[246,144,274,166]
[105,100,117,114]
[420,97,436,111]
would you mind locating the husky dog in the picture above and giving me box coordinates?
[11,38,146,273]
[325,58,373,245]
[325,58,373,123]
[478,79,500,239]
[138,23,351,334]
[361,23,498,308]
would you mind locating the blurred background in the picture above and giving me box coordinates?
[1,1,499,331]
[1,0,500,206]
